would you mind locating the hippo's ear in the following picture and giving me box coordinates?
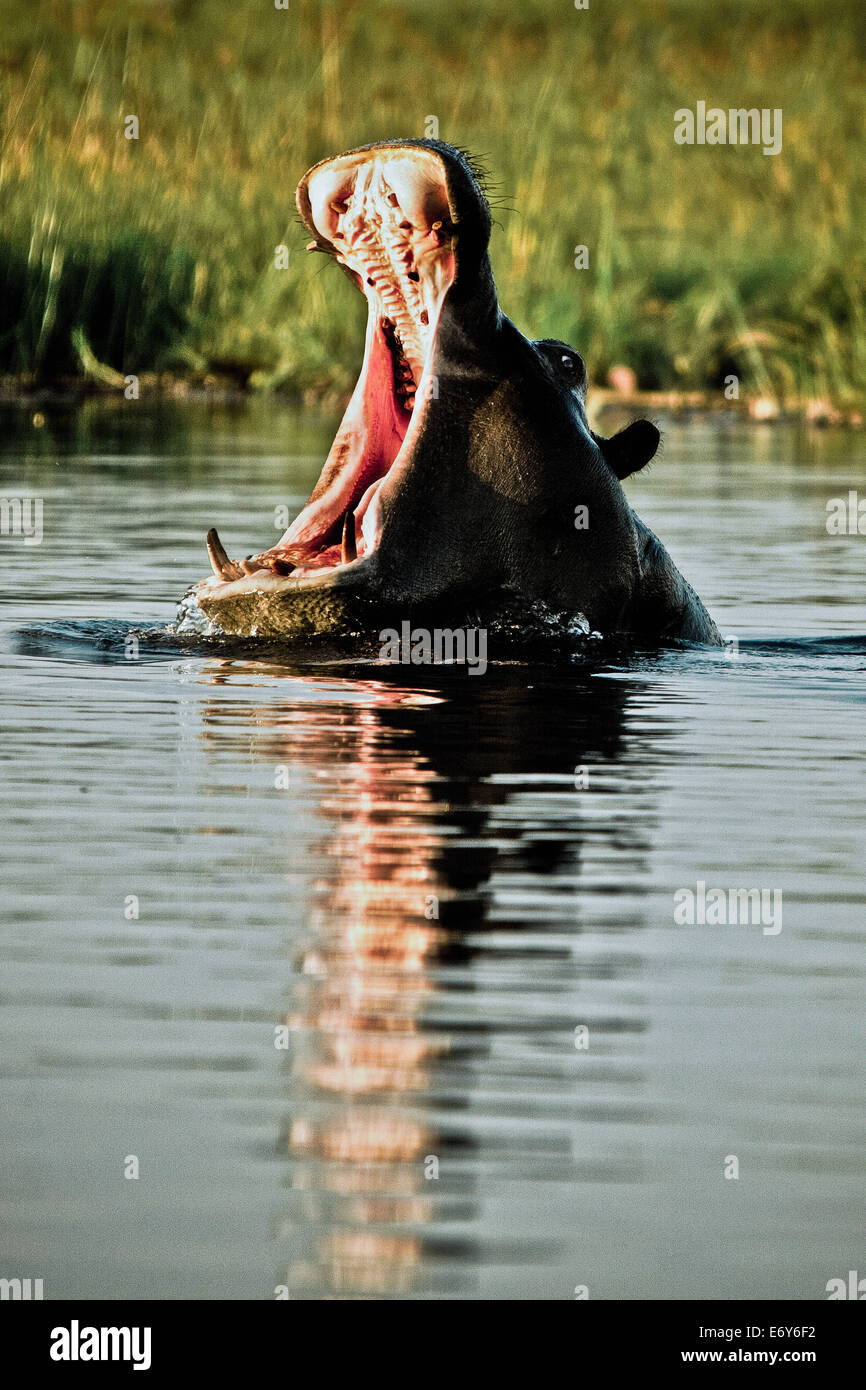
[595,420,660,480]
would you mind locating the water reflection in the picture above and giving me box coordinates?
[4,402,865,1297]
[200,664,663,1297]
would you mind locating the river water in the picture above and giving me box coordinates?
[1,399,864,1300]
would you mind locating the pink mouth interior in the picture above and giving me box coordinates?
[270,149,456,578]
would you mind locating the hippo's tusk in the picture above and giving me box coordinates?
[341,509,357,564]
[206,528,244,582]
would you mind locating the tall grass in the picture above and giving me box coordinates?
[1,0,864,404]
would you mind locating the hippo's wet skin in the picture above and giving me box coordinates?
[192,140,721,647]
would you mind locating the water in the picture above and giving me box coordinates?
[1,399,864,1300]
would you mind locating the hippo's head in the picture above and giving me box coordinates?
[193,139,663,639]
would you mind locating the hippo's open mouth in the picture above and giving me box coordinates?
[205,146,457,587]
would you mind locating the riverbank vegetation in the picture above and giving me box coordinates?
[1,0,863,408]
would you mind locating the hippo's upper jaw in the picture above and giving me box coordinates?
[193,140,721,647]
[270,144,462,578]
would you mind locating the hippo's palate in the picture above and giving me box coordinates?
[205,147,457,586]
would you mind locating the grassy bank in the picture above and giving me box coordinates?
[1,0,864,406]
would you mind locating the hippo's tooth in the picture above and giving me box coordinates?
[206,528,244,582]
[341,509,357,564]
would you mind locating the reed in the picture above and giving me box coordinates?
[1,0,863,405]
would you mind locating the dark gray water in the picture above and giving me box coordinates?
[1,399,864,1300]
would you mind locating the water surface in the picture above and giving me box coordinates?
[1,400,864,1299]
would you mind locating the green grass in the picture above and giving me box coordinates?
[1,0,864,405]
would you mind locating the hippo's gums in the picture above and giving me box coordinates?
[191,139,721,647]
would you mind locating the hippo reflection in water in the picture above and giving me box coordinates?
[192,140,720,648]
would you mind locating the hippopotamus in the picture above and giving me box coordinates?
[192,139,720,647]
